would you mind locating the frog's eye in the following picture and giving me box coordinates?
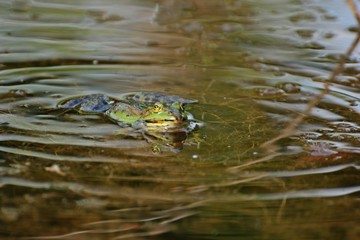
[153,102,163,112]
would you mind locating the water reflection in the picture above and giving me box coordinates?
[1,0,359,239]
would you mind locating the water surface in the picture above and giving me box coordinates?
[1,0,359,239]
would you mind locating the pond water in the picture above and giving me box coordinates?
[1,0,359,239]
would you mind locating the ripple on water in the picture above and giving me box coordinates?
[1,0,360,239]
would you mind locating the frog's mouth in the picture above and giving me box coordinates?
[144,117,178,124]
[143,115,189,129]
[143,110,183,123]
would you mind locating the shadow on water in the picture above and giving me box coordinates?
[0,0,359,239]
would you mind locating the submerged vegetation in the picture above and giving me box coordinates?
[0,0,359,239]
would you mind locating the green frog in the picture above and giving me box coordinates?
[58,92,200,152]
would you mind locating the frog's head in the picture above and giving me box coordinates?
[142,102,181,123]
[134,102,191,138]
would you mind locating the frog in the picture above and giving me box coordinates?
[57,92,200,152]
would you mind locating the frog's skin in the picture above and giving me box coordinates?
[105,102,142,126]
[57,94,115,114]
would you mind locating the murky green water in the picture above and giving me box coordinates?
[1,0,359,239]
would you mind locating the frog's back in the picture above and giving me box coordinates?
[57,94,115,113]
[124,92,197,105]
